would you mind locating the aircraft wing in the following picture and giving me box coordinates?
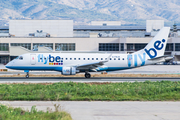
[74,54,112,71]
[76,61,107,68]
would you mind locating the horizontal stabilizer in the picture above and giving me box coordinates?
[148,55,173,61]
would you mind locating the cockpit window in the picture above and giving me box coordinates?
[19,56,23,60]
[15,57,19,59]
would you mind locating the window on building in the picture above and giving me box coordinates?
[175,43,180,51]
[11,43,31,50]
[127,44,134,51]
[0,56,9,64]
[121,43,124,51]
[166,43,174,51]
[135,44,147,51]
[33,43,53,50]
[99,43,119,51]
[0,43,9,51]
[10,56,18,61]
[55,43,75,51]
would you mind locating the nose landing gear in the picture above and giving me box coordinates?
[26,72,29,78]
[85,72,91,78]
[24,70,29,78]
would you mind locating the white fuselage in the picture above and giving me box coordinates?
[6,52,159,73]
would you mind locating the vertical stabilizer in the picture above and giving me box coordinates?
[134,27,170,59]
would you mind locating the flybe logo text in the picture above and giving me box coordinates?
[37,54,63,64]
[145,39,165,59]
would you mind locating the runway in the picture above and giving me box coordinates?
[1,101,180,120]
[0,77,180,83]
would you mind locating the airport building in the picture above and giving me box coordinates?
[0,20,180,64]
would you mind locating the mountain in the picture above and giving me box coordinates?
[0,0,180,25]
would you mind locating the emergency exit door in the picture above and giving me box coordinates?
[30,54,36,65]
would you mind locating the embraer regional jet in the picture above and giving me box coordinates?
[6,27,170,78]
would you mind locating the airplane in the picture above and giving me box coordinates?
[6,27,170,78]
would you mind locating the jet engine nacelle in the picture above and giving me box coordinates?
[62,67,76,75]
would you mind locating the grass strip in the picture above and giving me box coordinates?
[0,81,180,101]
[0,104,72,120]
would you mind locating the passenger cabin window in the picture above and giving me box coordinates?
[118,58,120,60]
[96,58,98,60]
[70,58,72,60]
[66,58,68,60]
[19,56,23,60]
[88,58,90,60]
[110,58,112,60]
[74,58,76,60]
[105,58,107,60]
[114,58,116,60]
[78,58,80,60]
[92,58,94,60]
[101,58,103,60]
[83,58,85,60]
[122,58,124,60]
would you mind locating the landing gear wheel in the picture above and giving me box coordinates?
[85,73,91,78]
[26,73,29,78]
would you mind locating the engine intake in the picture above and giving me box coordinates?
[62,67,76,75]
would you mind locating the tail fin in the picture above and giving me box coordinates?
[133,27,170,59]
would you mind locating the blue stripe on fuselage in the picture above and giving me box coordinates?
[6,66,63,71]
[6,66,133,72]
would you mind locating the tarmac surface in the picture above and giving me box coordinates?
[0,65,180,83]
[1,101,180,120]
[1,65,180,75]
[0,77,180,83]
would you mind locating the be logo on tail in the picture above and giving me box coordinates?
[128,39,166,67]
[144,39,165,59]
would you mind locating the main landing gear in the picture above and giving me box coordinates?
[85,72,91,78]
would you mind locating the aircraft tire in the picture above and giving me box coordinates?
[26,74,29,78]
[85,73,91,78]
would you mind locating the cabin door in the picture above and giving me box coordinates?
[30,54,36,65]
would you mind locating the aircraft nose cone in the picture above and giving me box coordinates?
[5,62,12,68]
